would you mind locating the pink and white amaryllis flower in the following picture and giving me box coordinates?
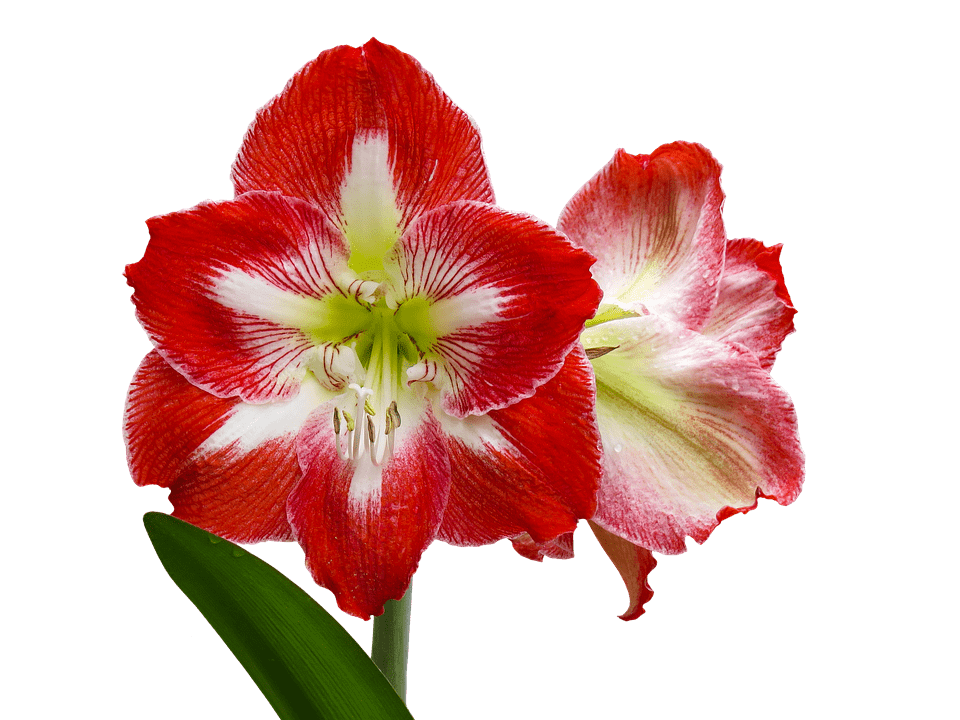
[124,39,603,619]
[515,142,803,619]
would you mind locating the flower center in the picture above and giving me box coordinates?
[328,298,426,466]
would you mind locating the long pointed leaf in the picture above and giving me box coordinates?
[143,512,414,720]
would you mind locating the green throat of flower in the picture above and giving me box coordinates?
[317,294,440,466]
[581,303,637,360]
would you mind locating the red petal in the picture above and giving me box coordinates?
[559,142,725,329]
[289,398,450,619]
[701,239,797,369]
[511,532,575,561]
[437,348,601,546]
[585,314,804,555]
[391,202,602,417]
[126,192,354,403]
[589,521,656,621]
[232,39,493,230]
[124,352,317,542]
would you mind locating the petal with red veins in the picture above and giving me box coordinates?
[388,201,601,418]
[124,352,326,542]
[436,348,601,546]
[588,521,657,621]
[126,192,364,404]
[289,395,450,619]
[510,532,575,561]
[701,239,797,369]
[559,142,725,329]
[583,314,804,555]
[232,38,494,233]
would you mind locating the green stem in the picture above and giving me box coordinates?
[371,584,412,701]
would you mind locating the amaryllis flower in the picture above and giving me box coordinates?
[124,39,603,619]
[515,142,803,619]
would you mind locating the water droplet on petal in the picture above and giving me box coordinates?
[232,548,245,558]
[614,443,623,453]
[209,536,223,544]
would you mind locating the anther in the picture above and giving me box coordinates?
[342,410,355,432]
[332,408,341,434]
[366,416,377,443]
[364,397,376,416]
[585,345,620,360]
[387,400,401,429]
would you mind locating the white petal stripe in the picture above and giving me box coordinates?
[339,134,403,272]
[214,269,334,328]
[198,374,328,454]
[426,286,507,336]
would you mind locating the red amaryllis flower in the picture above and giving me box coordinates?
[515,142,803,619]
[124,39,602,619]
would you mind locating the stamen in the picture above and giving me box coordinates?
[335,315,404,468]
[332,408,351,461]
[387,400,401,429]
[336,432,349,461]
[585,345,620,360]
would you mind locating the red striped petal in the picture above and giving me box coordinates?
[559,142,725,329]
[589,521,657,621]
[389,202,601,418]
[126,192,356,404]
[289,396,450,619]
[701,239,797,369]
[437,348,601,546]
[232,38,493,232]
[585,314,804,555]
[124,352,321,542]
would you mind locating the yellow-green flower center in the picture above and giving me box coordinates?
[320,294,440,465]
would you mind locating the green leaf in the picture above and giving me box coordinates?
[143,512,414,720]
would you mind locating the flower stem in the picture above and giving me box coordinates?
[371,584,412,701]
